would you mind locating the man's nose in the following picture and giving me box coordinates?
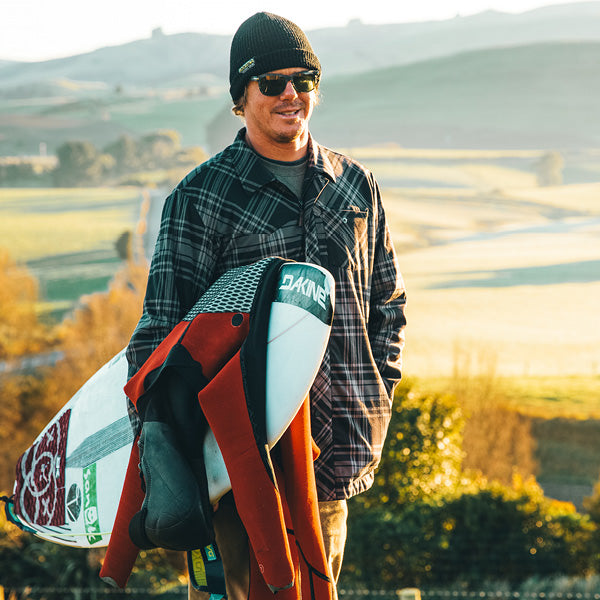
[280,79,298,98]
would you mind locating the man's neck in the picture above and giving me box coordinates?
[244,130,309,162]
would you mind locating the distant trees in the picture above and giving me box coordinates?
[49,130,208,188]
[0,157,56,185]
[138,130,181,167]
[104,134,139,174]
[53,141,115,186]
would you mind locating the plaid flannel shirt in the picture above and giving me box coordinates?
[126,129,406,500]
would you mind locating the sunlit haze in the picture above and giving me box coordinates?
[1,0,590,62]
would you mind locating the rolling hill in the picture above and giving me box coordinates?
[0,2,599,96]
[0,3,599,155]
[311,41,600,149]
[1,40,598,155]
[0,31,228,94]
[208,41,600,152]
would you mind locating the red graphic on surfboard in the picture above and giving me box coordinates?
[14,410,71,527]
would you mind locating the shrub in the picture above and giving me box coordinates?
[357,379,465,510]
[342,476,595,589]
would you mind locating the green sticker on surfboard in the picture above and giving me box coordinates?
[83,464,102,545]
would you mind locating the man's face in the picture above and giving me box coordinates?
[243,67,318,156]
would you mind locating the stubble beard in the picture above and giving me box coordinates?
[273,102,308,144]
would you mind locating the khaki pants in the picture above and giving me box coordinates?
[188,497,348,600]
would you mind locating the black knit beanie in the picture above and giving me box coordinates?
[229,12,321,101]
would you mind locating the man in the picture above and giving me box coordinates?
[126,11,406,600]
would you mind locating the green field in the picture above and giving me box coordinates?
[0,187,143,318]
[415,374,600,420]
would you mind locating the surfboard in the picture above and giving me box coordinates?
[5,260,335,549]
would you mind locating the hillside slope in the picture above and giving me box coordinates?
[310,1,600,75]
[0,31,229,93]
[310,41,600,149]
[1,41,598,154]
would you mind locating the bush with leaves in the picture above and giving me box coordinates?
[356,379,465,510]
[582,481,600,572]
[341,380,596,589]
[342,476,594,589]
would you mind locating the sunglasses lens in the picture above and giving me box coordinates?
[257,72,317,96]
[259,75,286,96]
[292,74,316,93]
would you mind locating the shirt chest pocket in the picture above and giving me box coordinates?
[319,207,369,269]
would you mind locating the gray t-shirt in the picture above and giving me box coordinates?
[259,155,307,199]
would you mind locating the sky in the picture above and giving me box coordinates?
[1,0,587,62]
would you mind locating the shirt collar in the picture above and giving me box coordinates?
[230,128,337,195]
[306,135,338,183]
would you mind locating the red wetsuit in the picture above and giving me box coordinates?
[101,258,332,599]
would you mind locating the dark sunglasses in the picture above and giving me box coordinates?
[249,70,320,96]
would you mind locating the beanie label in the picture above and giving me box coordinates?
[238,58,256,74]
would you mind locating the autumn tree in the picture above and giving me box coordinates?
[0,373,51,493]
[0,249,52,360]
[0,249,56,492]
[0,255,148,493]
[42,259,148,405]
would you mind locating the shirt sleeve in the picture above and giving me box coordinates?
[125,188,221,379]
[367,177,407,397]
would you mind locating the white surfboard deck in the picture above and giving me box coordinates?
[10,262,334,548]
[203,299,332,501]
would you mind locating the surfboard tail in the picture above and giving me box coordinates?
[1,494,35,535]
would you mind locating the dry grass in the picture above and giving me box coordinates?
[340,147,545,160]
[401,283,600,378]
[362,161,538,189]
[509,182,600,214]
[379,172,600,379]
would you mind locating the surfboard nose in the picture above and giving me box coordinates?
[274,262,335,326]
